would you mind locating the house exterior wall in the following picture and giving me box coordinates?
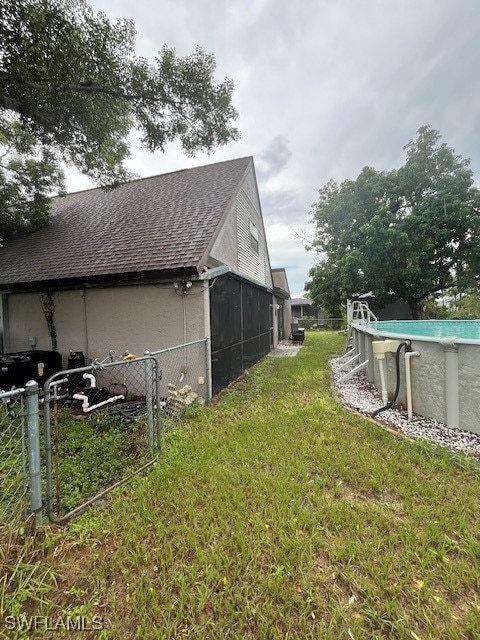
[291,304,325,322]
[236,166,273,288]
[7,282,207,365]
[0,295,10,353]
[271,269,291,341]
[281,299,292,339]
[209,199,239,269]
[272,297,279,347]
[209,165,272,290]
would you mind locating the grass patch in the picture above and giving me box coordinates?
[2,332,480,639]
[49,409,152,515]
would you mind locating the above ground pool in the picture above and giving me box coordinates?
[348,319,480,435]
[374,320,480,342]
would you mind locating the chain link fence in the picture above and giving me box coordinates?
[148,339,210,431]
[43,355,160,523]
[0,384,42,526]
[1,339,210,524]
[0,388,28,522]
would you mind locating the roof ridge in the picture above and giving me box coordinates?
[1,155,256,287]
[53,156,253,200]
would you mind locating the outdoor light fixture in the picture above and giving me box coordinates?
[182,281,193,294]
[173,281,193,294]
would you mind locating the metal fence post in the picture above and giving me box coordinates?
[25,380,42,526]
[155,359,163,454]
[144,354,154,449]
[206,337,212,402]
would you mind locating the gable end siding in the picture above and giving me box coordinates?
[208,199,239,269]
[236,169,272,287]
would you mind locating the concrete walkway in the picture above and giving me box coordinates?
[269,342,302,357]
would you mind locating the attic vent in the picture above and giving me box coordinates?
[249,221,259,253]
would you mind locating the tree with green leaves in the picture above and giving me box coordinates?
[0,0,239,240]
[449,290,480,319]
[306,126,480,318]
[0,118,65,238]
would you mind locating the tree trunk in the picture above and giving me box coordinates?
[408,299,424,320]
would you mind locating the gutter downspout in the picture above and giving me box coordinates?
[1,295,10,353]
[405,351,420,419]
[82,289,89,356]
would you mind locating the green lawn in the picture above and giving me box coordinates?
[2,332,479,640]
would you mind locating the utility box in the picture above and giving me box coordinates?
[0,350,62,390]
[372,340,401,359]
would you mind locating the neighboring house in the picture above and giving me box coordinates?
[271,268,291,341]
[0,157,288,396]
[291,297,325,324]
[353,294,412,320]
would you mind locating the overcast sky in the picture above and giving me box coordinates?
[67,0,480,295]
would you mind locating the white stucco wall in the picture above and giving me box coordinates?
[7,282,208,364]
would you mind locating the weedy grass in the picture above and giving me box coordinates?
[2,332,480,640]
[51,409,151,514]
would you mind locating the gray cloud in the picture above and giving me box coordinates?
[256,136,292,181]
[71,0,480,293]
[259,187,306,225]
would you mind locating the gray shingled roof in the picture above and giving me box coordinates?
[0,157,252,287]
[291,297,314,306]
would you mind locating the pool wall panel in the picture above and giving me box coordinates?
[352,325,480,435]
[458,345,480,435]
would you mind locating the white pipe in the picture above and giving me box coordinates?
[405,351,420,419]
[378,359,388,404]
[84,394,125,413]
[72,392,125,413]
[82,373,96,388]
[72,393,90,412]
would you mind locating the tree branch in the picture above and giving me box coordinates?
[413,281,458,302]
[2,71,170,107]
[0,94,59,128]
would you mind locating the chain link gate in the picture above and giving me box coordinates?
[43,355,161,523]
[2,340,209,524]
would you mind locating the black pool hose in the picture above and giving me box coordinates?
[371,340,409,417]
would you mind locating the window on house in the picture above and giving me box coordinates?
[249,221,259,253]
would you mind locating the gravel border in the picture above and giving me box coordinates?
[331,355,480,460]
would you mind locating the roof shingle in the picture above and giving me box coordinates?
[0,157,252,287]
